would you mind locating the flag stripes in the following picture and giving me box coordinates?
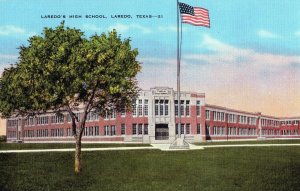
[178,2,210,27]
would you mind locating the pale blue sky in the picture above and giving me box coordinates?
[1,0,300,115]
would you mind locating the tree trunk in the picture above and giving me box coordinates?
[75,138,82,174]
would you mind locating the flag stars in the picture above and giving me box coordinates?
[179,2,195,16]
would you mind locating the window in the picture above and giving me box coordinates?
[94,126,99,136]
[155,99,169,116]
[67,113,81,122]
[159,100,164,116]
[104,112,109,120]
[132,99,137,116]
[165,100,169,116]
[86,111,99,121]
[132,124,137,135]
[186,124,190,134]
[228,114,237,123]
[59,128,64,137]
[36,116,49,125]
[186,100,190,116]
[196,101,201,116]
[111,109,116,119]
[111,125,116,136]
[67,128,72,136]
[175,100,178,116]
[51,114,64,124]
[205,125,210,135]
[121,106,126,117]
[7,119,18,128]
[25,117,34,126]
[144,100,148,116]
[176,124,178,134]
[144,124,148,135]
[213,111,217,121]
[88,127,93,136]
[180,124,184,134]
[155,100,159,116]
[84,127,88,136]
[205,110,210,120]
[138,124,143,135]
[104,126,110,136]
[180,100,184,116]
[138,99,143,116]
[197,124,201,134]
[121,124,126,135]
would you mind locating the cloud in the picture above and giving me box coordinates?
[0,54,18,65]
[0,25,35,37]
[257,29,278,38]
[194,34,300,68]
[0,54,18,76]
[108,23,152,34]
[138,34,300,116]
[295,31,300,37]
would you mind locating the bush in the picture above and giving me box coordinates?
[0,135,7,142]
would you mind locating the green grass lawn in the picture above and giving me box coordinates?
[0,143,150,150]
[197,139,300,145]
[1,146,300,191]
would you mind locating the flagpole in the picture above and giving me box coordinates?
[176,0,181,139]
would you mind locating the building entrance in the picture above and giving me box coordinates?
[155,124,169,140]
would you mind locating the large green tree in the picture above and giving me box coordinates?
[0,22,141,174]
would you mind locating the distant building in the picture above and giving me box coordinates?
[6,87,300,143]
[0,118,6,136]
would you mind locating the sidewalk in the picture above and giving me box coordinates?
[1,143,300,153]
[0,146,156,153]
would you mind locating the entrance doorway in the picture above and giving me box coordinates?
[155,124,169,140]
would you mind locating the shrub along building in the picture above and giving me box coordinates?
[6,87,300,143]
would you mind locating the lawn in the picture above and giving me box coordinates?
[0,143,150,150]
[1,146,300,191]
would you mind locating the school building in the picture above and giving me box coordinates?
[6,87,300,143]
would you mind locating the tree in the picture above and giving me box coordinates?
[0,22,141,174]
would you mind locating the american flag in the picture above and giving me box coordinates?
[178,2,210,27]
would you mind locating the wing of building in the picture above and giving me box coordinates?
[6,87,300,143]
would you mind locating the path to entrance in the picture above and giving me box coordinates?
[0,146,156,153]
[1,143,300,153]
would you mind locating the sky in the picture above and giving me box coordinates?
[0,0,300,117]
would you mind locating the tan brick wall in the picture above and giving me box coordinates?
[0,118,6,136]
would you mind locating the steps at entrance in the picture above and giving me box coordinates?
[169,138,190,150]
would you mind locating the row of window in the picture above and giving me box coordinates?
[132,99,148,116]
[205,125,257,136]
[205,110,258,125]
[175,123,201,134]
[21,124,150,138]
[282,130,299,135]
[175,100,190,117]
[280,120,299,126]
[7,131,16,138]
[7,119,18,128]
[132,124,148,135]
[261,119,280,127]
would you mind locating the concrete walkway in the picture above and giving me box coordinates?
[1,143,300,153]
[0,146,156,153]
[202,143,300,148]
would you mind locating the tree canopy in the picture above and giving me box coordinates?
[0,22,141,173]
[0,22,140,117]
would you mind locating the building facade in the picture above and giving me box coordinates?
[6,87,300,143]
[0,118,6,136]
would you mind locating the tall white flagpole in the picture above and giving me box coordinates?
[176,0,181,139]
